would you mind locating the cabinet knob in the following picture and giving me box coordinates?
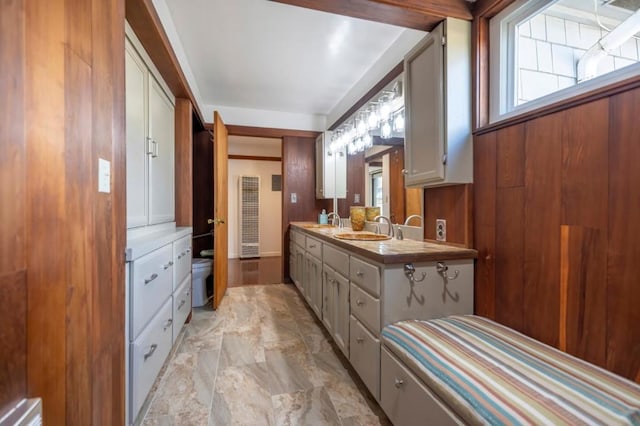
[163,318,173,331]
[394,378,404,388]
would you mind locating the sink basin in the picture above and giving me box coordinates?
[302,224,335,229]
[334,233,391,241]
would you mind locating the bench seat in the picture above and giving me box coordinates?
[381,315,640,425]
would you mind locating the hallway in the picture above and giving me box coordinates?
[141,284,389,425]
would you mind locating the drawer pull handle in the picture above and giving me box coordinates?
[186,248,191,253]
[144,344,158,361]
[163,261,174,270]
[356,337,364,343]
[356,271,364,277]
[394,378,404,388]
[178,299,186,310]
[144,273,159,285]
[163,318,173,331]
[356,299,364,306]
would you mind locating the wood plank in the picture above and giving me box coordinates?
[338,151,365,218]
[125,0,204,124]
[224,124,319,139]
[560,226,606,367]
[495,186,524,332]
[270,0,441,31]
[0,271,27,418]
[473,132,496,318]
[523,112,563,348]
[473,0,516,18]
[175,98,193,226]
[405,188,423,220]
[25,1,67,423]
[388,147,406,224]
[64,46,93,426]
[228,154,281,162]
[423,184,472,247]
[607,87,640,382]
[561,99,609,229]
[471,16,489,129]
[328,63,403,131]
[496,124,524,188]
[374,0,472,20]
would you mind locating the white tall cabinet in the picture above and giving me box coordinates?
[404,18,472,188]
[125,38,175,229]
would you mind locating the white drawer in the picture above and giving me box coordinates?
[350,283,380,334]
[350,256,380,297]
[131,244,173,339]
[323,244,349,277]
[173,234,192,288]
[292,230,305,247]
[131,298,173,420]
[349,315,380,401]
[380,346,459,426]
[172,273,192,343]
[305,236,322,259]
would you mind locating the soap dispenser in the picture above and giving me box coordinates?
[319,209,328,224]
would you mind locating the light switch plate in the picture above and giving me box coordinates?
[354,193,360,203]
[291,193,297,203]
[436,219,446,242]
[98,158,110,193]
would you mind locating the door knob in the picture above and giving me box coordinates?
[208,218,225,225]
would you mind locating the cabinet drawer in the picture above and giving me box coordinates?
[349,316,380,401]
[173,234,192,288]
[292,230,305,247]
[172,273,192,343]
[380,346,459,426]
[305,236,322,259]
[323,244,349,277]
[350,256,380,297]
[131,244,173,339]
[131,298,173,420]
[350,283,380,335]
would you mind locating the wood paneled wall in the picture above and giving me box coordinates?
[337,151,365,218]
[474,90,640,382]
[175,99,193,226]
[0,0,126,422]
[423,185,473,247]
[282,136,332,279]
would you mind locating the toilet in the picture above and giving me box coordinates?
[191,258,213,307]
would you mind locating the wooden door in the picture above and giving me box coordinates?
[213,111,228,309]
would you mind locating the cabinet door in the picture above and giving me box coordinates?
[321,266,334,335]
[148,76,175,225]
[125,43,148,228]
[333,270,350,358]
[404,23,445,186]
[308,254,322,319]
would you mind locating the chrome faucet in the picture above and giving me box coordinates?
[327,212,342,228]
[404,214,423,227]
[373,215,394,238]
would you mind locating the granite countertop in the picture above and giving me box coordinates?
[290,222,477,264]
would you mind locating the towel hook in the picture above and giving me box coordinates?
[436,262,459,281]
[404,263,426,283]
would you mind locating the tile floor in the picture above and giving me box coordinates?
[141,284,390,425]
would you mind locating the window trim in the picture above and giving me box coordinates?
[489,0,640,124]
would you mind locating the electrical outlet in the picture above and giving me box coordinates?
[291,193,297,203]
[436,219,446,242]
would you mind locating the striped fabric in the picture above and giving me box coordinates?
[382,315,640,426]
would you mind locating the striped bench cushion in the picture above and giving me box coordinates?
[381,315,640,425]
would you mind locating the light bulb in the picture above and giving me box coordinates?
[381,121,392,139]
[379,102,391,121]
[348,141,357,155]
[393,112,405,132]
[367,109,378,129]
[363,133,373,148]
[357,118,366,136]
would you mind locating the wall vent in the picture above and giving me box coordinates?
[239,176,260,258]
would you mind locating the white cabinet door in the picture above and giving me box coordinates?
[404,23,445,187]
[125,43,149,229]
[333,270,350,358]
[307,253,322,319]
[148,76,175,225]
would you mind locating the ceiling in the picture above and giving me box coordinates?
[155,0,426,129]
